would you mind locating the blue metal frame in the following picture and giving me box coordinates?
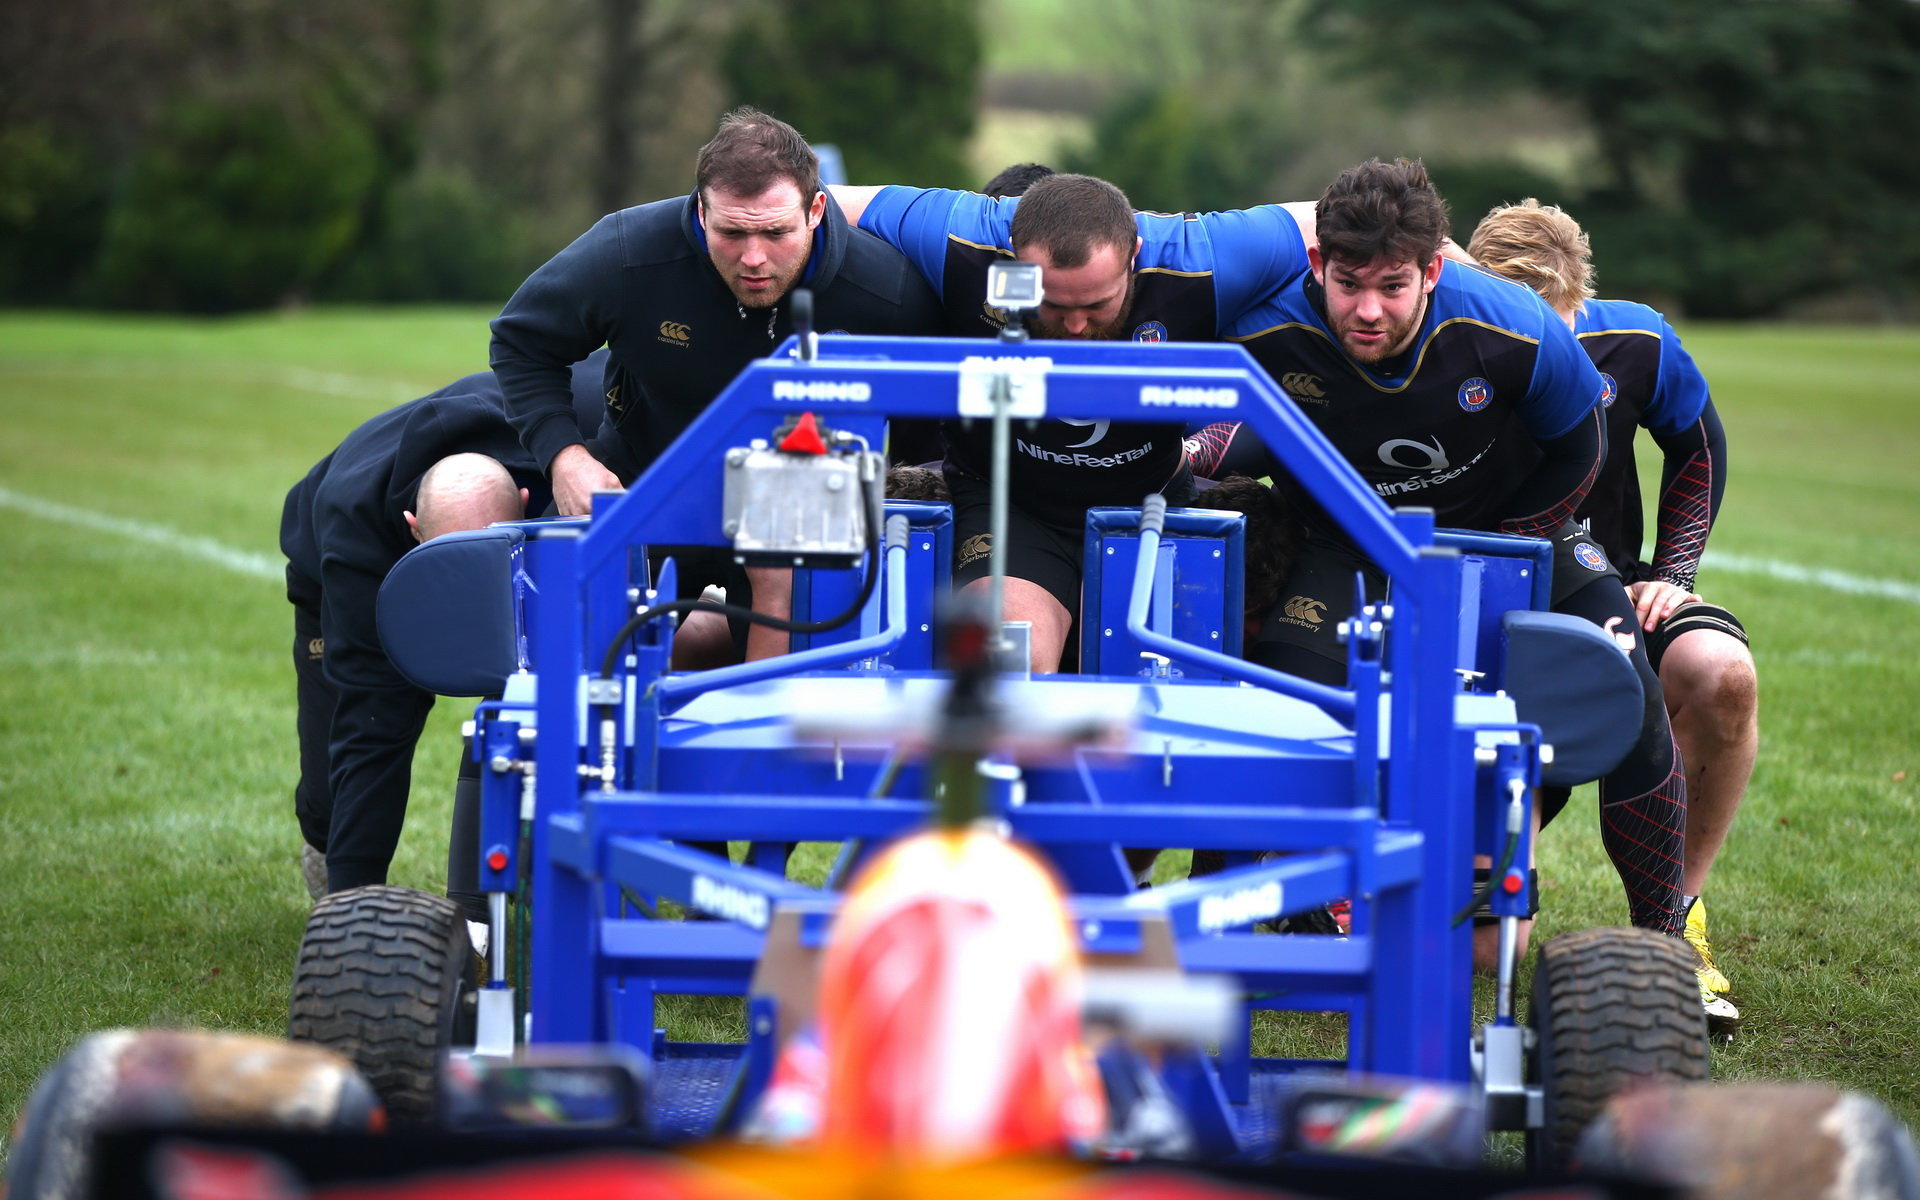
[472,333,1551,1155]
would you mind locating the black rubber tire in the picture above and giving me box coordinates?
[288,885,475,1124]
[1527,925,1709,1168]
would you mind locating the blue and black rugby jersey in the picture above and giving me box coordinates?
[1222,260,1607,535]
[1575,298,1722,589]
[858,186,1310,518]
[857,186,1309,340]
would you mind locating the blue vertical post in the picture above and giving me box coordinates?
[1365,527,1471,1081]
[527,526,598,1044]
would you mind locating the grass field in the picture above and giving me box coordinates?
[2,309,1918,1155]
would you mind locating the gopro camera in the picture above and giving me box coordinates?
[986,260,1044,313]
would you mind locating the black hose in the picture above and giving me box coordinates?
[595,468,888,680]
[1451,828,1520,928]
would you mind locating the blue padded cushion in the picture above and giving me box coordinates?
[377,526,523,697]
[1501,609,1645,788]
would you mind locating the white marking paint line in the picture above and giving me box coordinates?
[4,483,1915,607]
[0,486,282,582]
[276,368,419,403]
[7,360,418,404]
[1702,551,1920,606]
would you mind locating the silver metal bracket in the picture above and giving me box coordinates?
[1476,1022,1540,1131]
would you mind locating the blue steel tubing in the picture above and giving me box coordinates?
[654,515,912,713]
[1228,363,1475,1082]
[525,526,599,1044]
[509,338,1484,1082]
[1123,495,1357,722]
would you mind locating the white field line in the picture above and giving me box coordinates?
[2,481,1916,607]
[4,359,419,404]
[275,367,420,403]
[0,486,281,582]
[1702,551,1920,606]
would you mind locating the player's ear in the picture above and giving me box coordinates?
[404,510,423,543]
[1308,244,1327,285]
[807,189,826,228]
[518,487,530,515]
[1423,254,1444,292]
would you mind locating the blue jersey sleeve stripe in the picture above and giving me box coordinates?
[1577,328,1662,340]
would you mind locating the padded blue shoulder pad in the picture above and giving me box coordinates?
[1501,609,1646,788]
[377,526,525,697]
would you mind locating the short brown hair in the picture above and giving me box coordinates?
[1009,173,1135,269]
[884,465,950,502]
[694,106,820,206]
[1315,158,1451,270]
[1468,198,1594,315]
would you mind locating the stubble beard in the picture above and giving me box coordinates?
[1338,295,1426,364]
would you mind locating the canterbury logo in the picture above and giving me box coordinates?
[1280,373,1327,401]
[1282,596,1327,624]
[306,637,325,660]
[658,321,691,344]
[957,533,992,567]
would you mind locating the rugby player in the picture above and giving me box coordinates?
[1471,198,1753,1033]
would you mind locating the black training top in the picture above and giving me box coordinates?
[489,190,946,483]
[1575,298,1724,589]
[279,354,606,887]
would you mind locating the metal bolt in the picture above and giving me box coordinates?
[726,449,749,466]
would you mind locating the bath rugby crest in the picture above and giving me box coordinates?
[1223,260,1605,531]
[1458,377,1492,412]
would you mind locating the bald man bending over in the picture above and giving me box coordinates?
[281,357,604,900]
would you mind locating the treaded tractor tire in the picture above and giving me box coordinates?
[288,885,475,1124]
[1528,925,1709,1169]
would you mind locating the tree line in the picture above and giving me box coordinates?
[2,0,1914,318]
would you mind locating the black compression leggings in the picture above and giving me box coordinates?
[1553,577,1688,936]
